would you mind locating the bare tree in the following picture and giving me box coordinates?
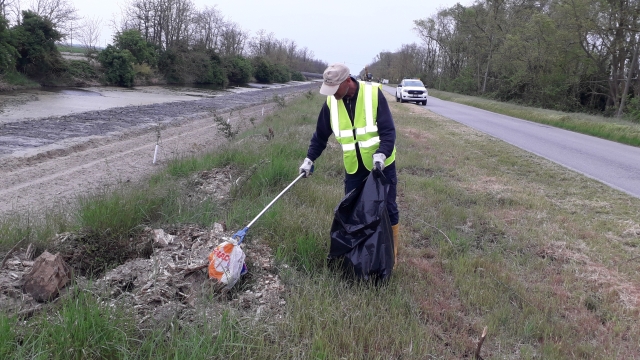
[120,0,196,50]
[298,46,311,63]
[27,0,79,36]
[157,0,194,49]
[0,0,16,19]
[120,0,156,42]
[285,39,297,66]
[248,29,277,57]
[191,5,223,50]
[218,21,247,56]
[115,0,325,74]
[4,0,22,24]
[76,15,102,53]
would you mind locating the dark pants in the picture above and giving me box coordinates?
[344,162,399,226]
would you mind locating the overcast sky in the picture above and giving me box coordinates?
[69,0,467,73]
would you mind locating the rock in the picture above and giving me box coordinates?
[23,251,72,302]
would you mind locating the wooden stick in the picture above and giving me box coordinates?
[25,243,34,260]
[18,305,42,320]
[475,326,488,360]
[1,237,26,270]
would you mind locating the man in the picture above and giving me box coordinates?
[299,63,400,264]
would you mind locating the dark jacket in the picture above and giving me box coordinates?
[306,78,396,165]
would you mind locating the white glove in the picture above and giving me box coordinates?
[299,157,314,177]
[373,153,386,170]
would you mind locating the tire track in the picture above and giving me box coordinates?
[0,82,317,216]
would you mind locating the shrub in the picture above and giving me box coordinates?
[224,55,253,84]
[97,45,135,87]
[133,63,153,79]
[191,51,226,86]
[114,29,157,66]
[208,62,227,87]
[0,14,17,73]
[158,47,227,87]
[66,60,98,79]
[158,48,182,83]
[290,70,305,81]
[12,11,64,79]
[625,96,640,123]
[253,57,273,83]
[211,111,239,140]
[272,63,291,83]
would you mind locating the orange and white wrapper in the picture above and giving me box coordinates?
[208,240,246,289]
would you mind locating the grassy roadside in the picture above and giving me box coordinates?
[1,91,640,358]
[429,89,640,147]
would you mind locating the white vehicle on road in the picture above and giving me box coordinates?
[395,79,428,105]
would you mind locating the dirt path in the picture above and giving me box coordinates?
[0,82,318,217]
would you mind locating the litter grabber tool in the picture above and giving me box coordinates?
[208,173,305,288]
[231,172,305,244]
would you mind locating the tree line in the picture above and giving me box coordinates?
[366,0,640,120]
[0,0,327,87]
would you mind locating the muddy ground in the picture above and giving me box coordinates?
[0,81,319,216]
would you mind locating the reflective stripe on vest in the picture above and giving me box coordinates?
[327,81,396,174]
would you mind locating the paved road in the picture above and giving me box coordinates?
[382,85,640,198]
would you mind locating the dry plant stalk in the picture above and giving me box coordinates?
[1,237,26,269]
[475,326,488,360]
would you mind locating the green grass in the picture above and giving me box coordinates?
[0,210,71,252]
[1,91,640,358]
[5,289,142,359]
[429,89,640,147]
[0,71,40,87]
[56,44,87,54]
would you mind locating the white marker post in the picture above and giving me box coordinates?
[153,125,161,164]
[153,144,159,164]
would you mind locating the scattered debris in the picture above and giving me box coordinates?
[0,165,289,325]
[93,224,286,326]
[0,224,287,325]
[0,245,40,314]
[1,237,26,270]
[152,229,175,247]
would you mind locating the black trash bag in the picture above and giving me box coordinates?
[328,169,394,282]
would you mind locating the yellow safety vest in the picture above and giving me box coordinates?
[327,81,396,174]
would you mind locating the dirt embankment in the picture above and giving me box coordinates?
[0,81,319,217]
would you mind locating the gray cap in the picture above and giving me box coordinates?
[320,63,350,96]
